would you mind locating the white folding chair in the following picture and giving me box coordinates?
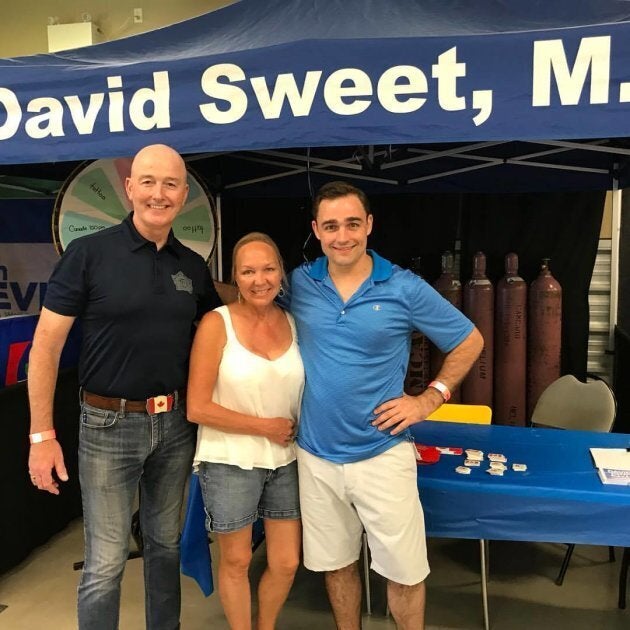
[531,374,617,586]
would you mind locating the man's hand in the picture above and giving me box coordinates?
[372,390,443,435]
[373,327,485,435]
[27,307,75,495]
[263,417,296,447]
[28,440,68,495]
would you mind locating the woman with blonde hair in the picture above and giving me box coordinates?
[187,232,303,630]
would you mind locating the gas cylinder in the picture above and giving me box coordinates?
[430,251,462,402]
[432,251,462,309]
[527,258,562,419]
[462,252,494,407]
[494,253,527,426]
[404,258,432,395]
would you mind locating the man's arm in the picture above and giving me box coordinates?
[372,327,484,435]
[27,307,76,495]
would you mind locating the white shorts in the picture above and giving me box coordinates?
[296,441,430,585]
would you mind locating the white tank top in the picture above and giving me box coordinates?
[193,305,304,470]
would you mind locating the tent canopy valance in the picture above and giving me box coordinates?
[2,0,630,192]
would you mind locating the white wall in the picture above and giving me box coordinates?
[0,0,236,57]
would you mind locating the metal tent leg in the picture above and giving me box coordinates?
[362,532,372,615]
[480,539,490,630]
[619,547,630,609]
[555,544,575,586]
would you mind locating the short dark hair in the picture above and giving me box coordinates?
[312,181,371,219]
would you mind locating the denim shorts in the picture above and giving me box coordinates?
[197,460,300,533]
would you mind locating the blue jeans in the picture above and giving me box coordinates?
[77,400,196,630]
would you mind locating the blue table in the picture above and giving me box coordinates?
[410,422,630,628]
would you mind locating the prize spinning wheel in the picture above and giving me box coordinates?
[52,157,217,260]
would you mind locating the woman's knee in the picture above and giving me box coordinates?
[268,552,300,577]
[220,546,253,577]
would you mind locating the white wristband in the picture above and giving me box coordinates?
[428,380,451,402]
[29,429,57,444]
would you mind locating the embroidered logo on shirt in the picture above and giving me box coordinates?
[171,271,193,294]
[373,304,382,311]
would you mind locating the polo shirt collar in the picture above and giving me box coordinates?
[307,250,393,282]
[123,212,180,257]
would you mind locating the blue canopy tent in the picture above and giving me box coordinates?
[1,0,630,189]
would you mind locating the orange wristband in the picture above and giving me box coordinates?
[428,380,451,402]
[29,429,57,444]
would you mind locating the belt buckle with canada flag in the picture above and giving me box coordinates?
[146,394,173,414]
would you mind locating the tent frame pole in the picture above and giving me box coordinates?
[610,170,621,352]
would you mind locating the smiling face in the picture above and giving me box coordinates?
[125,144,189,240]
[234,240,283,307]
[312,193,373,273]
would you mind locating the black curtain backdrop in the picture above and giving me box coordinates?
[614,326,630,433]
[618,189,630,333]
[220,197,314,276]
[614,189,630,432]
[220,194,462,279]
[221,190,604,380]
[368,193,461,280]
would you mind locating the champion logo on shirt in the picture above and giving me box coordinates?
[171,271,193,294]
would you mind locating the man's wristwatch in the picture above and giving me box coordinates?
[428,380,451,402]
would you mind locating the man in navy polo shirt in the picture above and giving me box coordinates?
[289,181,483,630]
[27,144,223,630]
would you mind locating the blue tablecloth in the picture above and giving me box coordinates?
[411,422,630,546]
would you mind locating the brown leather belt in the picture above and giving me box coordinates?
[82,390,185,414]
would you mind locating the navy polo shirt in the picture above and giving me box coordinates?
[44,213,221,399]
[288,251,474,463]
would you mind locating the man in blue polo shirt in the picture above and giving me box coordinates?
[289,181,483,630]
[27,144,224,630]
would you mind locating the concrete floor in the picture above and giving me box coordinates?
[0,518,628,629]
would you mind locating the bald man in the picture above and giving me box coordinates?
[27,144,223,629]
